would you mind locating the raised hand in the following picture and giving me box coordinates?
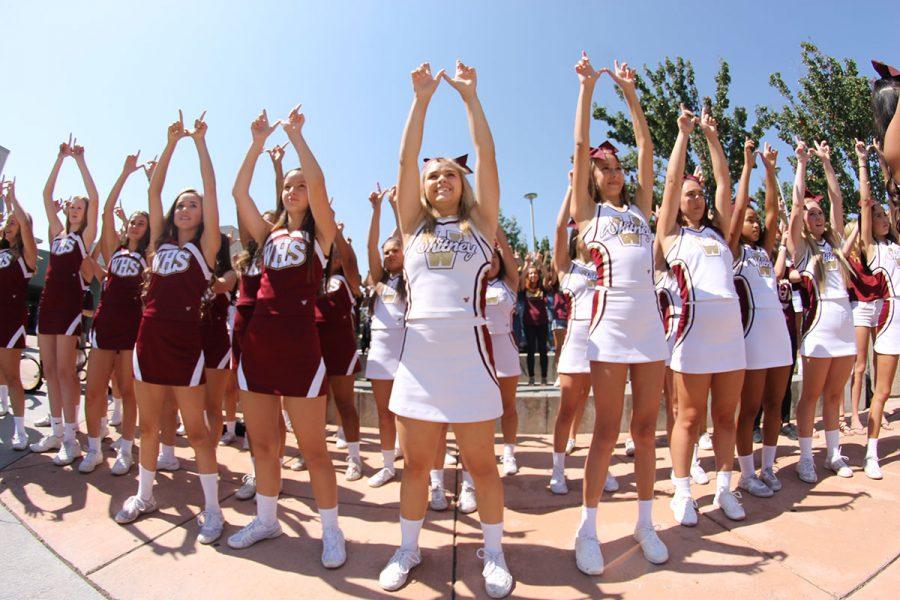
[369,188,382,209]
[699,107,718,137]
[744,139,756,166]
[123,151,142,174]
[168,110,189,144]
[114,202,127,224]
[337,221,345,233]
[59,133,75,158]
[854,138,868,162]
[386,185,398,207]
[441,60,477,101]
[574,51,602,86]
[266,143,286,165]
[72,139,85,160]
[252,109,280,145]
[143,155,158,182]
[53,198,65,213]
[605,59,637,95]
[762,142,778,170]
[794,137,809,163]
[189,110,208,141]
[282,104,305,141]
[411,62,443,100]
[677,104,698,134]
[810,140,831,162]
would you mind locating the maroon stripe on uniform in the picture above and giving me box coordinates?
[734,275,753,337]
[876,297,893,339]
[799,274,820,344]
[474,324,500,387]
[671,262,694,350]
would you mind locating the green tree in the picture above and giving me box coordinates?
[498,211,528,256]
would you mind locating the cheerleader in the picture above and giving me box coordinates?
[657,105,747,525]
[114,111,225,546]
[858,138,899,479]
[872,60,900,181]
[0,178,38,450]
[378,61,512,598]
[569,54,670,573]
[731,141,794,496]
[229,107,346,568]
[30,138,99,465]
[365,185,406,488]
[80,153,149,474]
[788,139,857,483]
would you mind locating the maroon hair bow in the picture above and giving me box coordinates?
[422,154,473,174]
[804,189,824,203]
[589,141,618,160]
[872,60,900,81]
[683,172,702,184]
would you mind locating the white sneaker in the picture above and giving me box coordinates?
[29,434,61,453]
[458,482,477,514]
[110,437,122,450]
[176,423,186,436]
[289,455,306,471]
[564,438,576,455]
[227,517,283,549]
[34,414,52,427]
[100,424,110,441]
[156,454,180,472]
[478,548,514,598]
[110,447,133,476]
[698,432,713,451]
[574,535,604,575]
[759,467,782,491]
[114,495,158,524]
[12,430,28,451]
[197,509,225,544]
[236,474,257,500]
[444,452,457,466]
[0,404,6,418]
[334,430,348,450]
[78,450,104,473]
[501,454,518,476]
[219,430,236,446]
[379,548,421,591]
[549,468,569,495]
[53,440,83,466]
[109,406,122,427]
[738,474,774,498]
[321,527,347,568]
[825,454,853,478]
[368,467,396,488]
[864,457,883,480]
[690,461,709,485]
[797,457,817,483]
[670,494,698,527]
[394,445,403,459]
[633,526,668,564]
[625,438,636,457]
[429,484,449,511]
[604,472,619,493]
[713,490,746,521]
[345,456,363,481]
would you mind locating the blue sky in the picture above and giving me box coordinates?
[2,1,898,251]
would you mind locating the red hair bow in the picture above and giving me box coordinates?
[422,154,473,174]
[589,141,618,160]
[872,60,900,81]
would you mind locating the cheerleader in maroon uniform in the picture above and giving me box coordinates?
[30,139,99,466]
[0,178,38,450]
[114,111,225,546]
[80,153,149,474]
[229,107,345,568]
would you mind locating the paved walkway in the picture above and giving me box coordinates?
[0,393,897,599]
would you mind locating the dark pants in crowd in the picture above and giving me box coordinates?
[524,323,548,380]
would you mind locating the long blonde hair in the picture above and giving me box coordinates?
[801,202,851,290]
[419,158,476,239]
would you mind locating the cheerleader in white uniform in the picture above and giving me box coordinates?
[859,138,900,479]
[379,61,512,598]
[657,106,747,526]
[365,185,407,488]
[569,54,670,574]
[731,141,794,498]
[788,139,857,484]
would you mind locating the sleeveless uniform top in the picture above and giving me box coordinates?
[580,203,655,290]
[0,249,34,310]
[370,274,407,330]
[40,231,87,311]
[97,247,146,312]
[315,274,355,325]
[655,270,681,339]
[403,217,492,323]
[484,279,516,335]
[551,288,570,321]
[734,244,782,311]
[202,288,233,326]
[255,228,326,317]
[666,226,738,303]
[867,239,900,298]
[143,241,212,322]
[847,257,886,302]
[236,256,262,308]
[795,239,848,301]
[560,260,598,320]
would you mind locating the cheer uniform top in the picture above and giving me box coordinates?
[484,278,519,378]
[38,231,87,336]
[869,239,900,355]
[655,269,680,367]
[0,249,35,348]
[848,257,886,328]
[365,273,407,380]
[231,257,261,370]
[315,274,361,377]
[734,244,793,370]
[796,239,856,358]
[91,247,145,351]
[557,260,596,374]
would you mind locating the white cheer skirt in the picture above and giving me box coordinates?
[800,297,856,358]
[490,332,520,378]
[365,328,405,380]
[851,299,883,328]
[875,297,900,355]
[671,299,746,374]
[588,287,669,364]
[558,319,590,374]
[744,307,793,370]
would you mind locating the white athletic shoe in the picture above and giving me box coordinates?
[625,438,636,457]
[78,450,104,473]
[368,467,396,488]
[321,527,347,569]
[156,454,180,472]
[698,432,713,451]
[115,495,158,524]
[864,457,883,480]
[549,468,569,495]
[379,548,421,591]
[738,474,774,498]
[219,430,236,446]
[574,535,604,575]
[478,548,514,598]
[100,424,110,441]
[429,484,449,511]
[235,474,257,500]
[458,482,478,514]
[394,445,403,459]
[713,490,746,521]
[109,406,122,427]
[444,452,457,466]
[690,461,709,485]
[670,494,698,527]
[34,414,52,427]
[797,457,817,483]
[110,447,133,476]
[197,509,225,544]
[289,455,306,471]
[227,517,283,549]
[345,456,363,481]
[29,434,61,453]
[564,438,576,455]
[176,423,186,436]
[633,526,669,564]
[604,472,619,493]
[759,467,782,491]
[334,430,348,450]
[501,454,518,476]
[53,440,82,466]
[825,455,853,478]
[12,430,28,451]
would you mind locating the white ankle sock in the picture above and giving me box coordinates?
[257,493,278,526]
[715,471,732,494]
[100,416,108,433]
[576,506,597,539]
[503,443,514,458]
[14,416,26,437]
[481,521,503,554]
[637,499,654,529]
[381,449,395,470]
[824,429,840,462]
[799,437,813,460]
[336,426,345,439]
[119,438,133,454]
[63,422,76,443]
[462,470,474,487]
[199,473,219,512]
[88,436,100,453]
[866,438,879,459]
[347,441,360,459]
[762,445,776,470]
[691,443,701,465]
[0,385,8,408]
[225,420,236,435]
[672,475,692,498]
[319,506,339,532]
[138,465,155,501]
[160,444,176,460]
[112,397,122,412]
[429,469,443,488]
[737,454,755,479]
[552,451,565,470]
[400,516,424,551]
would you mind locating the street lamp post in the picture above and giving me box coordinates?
[524,192,538,252]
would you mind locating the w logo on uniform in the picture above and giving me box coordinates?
[426,250,456,269]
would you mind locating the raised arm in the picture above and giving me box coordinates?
[282,104,336,252]
[268,143,286,207]
[553,182,574,276]
[728,139,755,256]
[608,59,653,216]
[2,179,38,270]
[496,225,519,291]
[699,108,733,239]
[397,63,443,237]
[571,52,602,225]
[811,140,844,235]
[43,141,70,238]
[787,139,810,263]
[855,138,876,257]
[334,222,362,296]
[187,112,220,266]
[149,113,189,252]
[657,106,697,249]
[71,143,100,246]
[233,110,281,247]
[101,153,141,262]
[367,187,386,283]
[760,143,781,256]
